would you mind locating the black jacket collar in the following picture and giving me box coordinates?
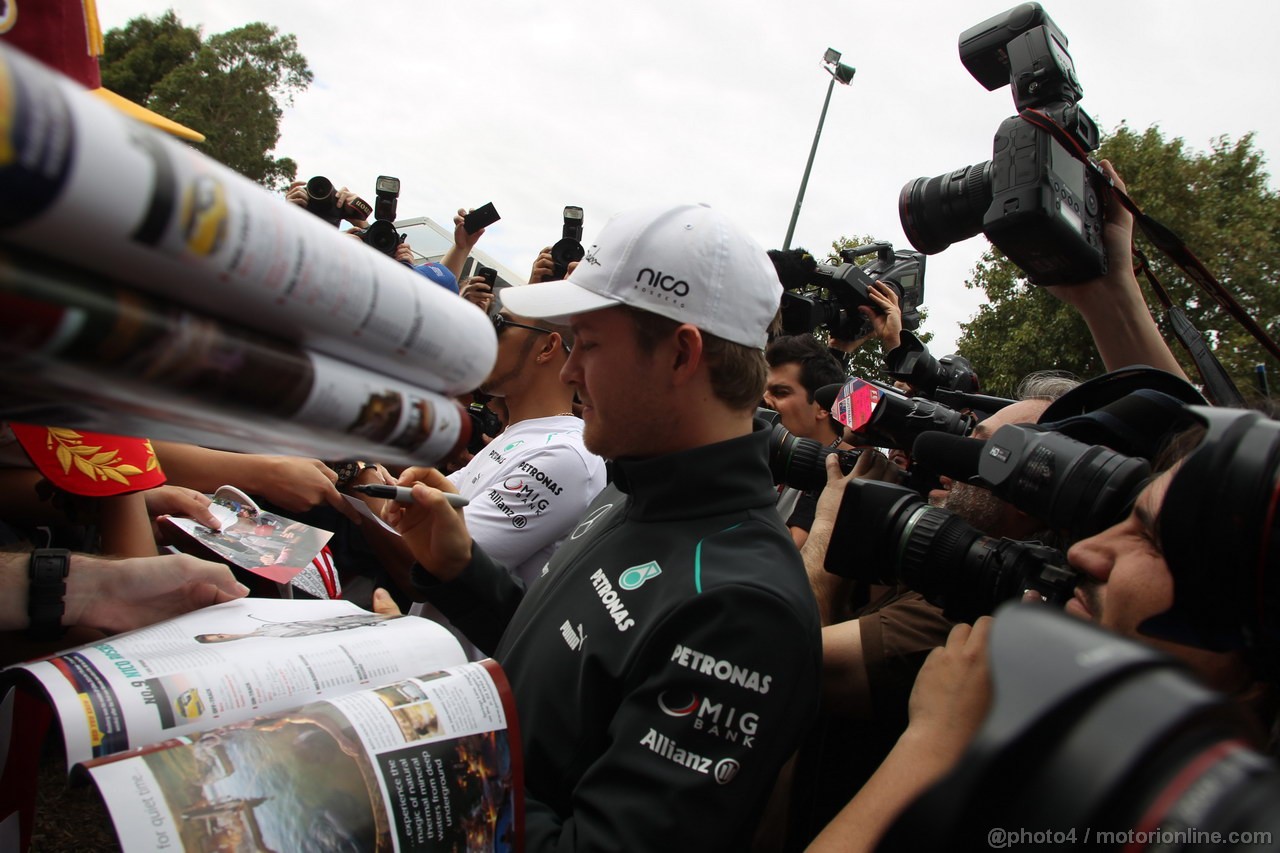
[607,420,777,521]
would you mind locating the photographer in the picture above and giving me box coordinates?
[765,334,851,547]
[811,405,1280,851]
[783,371,1080,847]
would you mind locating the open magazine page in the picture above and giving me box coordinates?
[0,41,495,397]
[3,600,466,770]
[0,246,470,466]
[82,659,522,852]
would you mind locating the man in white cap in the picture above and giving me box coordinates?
[396,203,821,849]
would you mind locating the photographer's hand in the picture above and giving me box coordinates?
[334,186,370,228]
[860,281,903,351]
[384,467,473,581]
[285,180,308,209]
[1044,160,1187,379]
[459,276,494,312]
[529,247,555,283]
[808,616,993,853]
[440,208,486,281]
[393,240,415,266]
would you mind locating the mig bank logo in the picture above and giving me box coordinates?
[619,560,662,590]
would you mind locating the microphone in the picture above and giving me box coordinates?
[815,383,841,413]
[912,431,986,481]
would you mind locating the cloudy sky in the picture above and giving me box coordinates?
[100,0,1278,359]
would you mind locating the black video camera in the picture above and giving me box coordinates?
[824,476,1076,623]
[549,206,585,281]
[771,242,925,340]
[913,422,1150,538]
[303,176,373,227]
[898,3,1107,285]
[757,409,861,492]
[358,175,405,260]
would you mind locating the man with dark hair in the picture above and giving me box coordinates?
[765,334,848,547]
[392,203,821,850]
[765,334,847,444]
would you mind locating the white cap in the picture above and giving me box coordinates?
[500,203,782,350]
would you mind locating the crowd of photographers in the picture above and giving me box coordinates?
[8,146,1280,850]
[7,13,1280,852]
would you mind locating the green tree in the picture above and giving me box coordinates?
[101,12,313,190]
[100,10,200,105]
[955,125,1280,397]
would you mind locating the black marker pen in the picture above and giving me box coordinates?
[351,483,469,508]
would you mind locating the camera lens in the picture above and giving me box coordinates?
[766,421,860,492]
[880,603,1280,852]
[361,220,400,255]
[306,176,334,201]
[898,162,993,255]
[824,479,1075,621]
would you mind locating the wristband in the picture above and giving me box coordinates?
[27,548,71,640]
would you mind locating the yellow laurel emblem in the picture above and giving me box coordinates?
[45,427,144,486]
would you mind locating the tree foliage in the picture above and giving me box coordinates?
[955,125,1280,397]
[101,11,313,191]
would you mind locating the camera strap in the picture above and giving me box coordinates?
[1132,248,1245,407]
[1021,109,1280,369]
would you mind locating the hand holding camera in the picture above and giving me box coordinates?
[548,206,585,281]
[459,266,497,313]
[291,176,373,227]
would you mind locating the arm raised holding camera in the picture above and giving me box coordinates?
[1045,160,1187,379]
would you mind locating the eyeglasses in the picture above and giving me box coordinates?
[491,313,571,353]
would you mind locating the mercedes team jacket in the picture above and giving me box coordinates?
[416,422,823,851]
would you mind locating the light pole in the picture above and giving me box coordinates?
[782,48,855,251]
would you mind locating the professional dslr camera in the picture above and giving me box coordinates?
[356,175,406,259]
[882,330,980,397]
[769,242,925,340]
[303,176,373,226]
[880,603,1280,851]
[549,206,585,281]
[899,3,1107,284]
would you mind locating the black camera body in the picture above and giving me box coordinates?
[359,175,404,259]
[775,242,925,339]
[883,330,979,396]
[549,206,585,281]
[466,399,504,456]
[898,3,1107,285]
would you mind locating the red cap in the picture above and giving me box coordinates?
[10,423,168,496]
[0,0,205,141]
